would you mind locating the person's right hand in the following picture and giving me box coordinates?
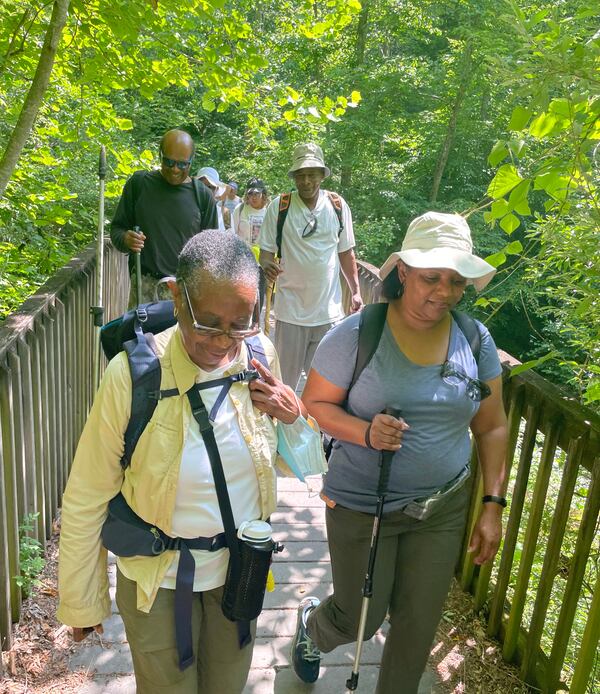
[366,412,409,451]
[262,260,282,283]
[72,624,104,642]
[124,229,146,252]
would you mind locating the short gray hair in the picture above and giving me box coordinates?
[176,230,259,296]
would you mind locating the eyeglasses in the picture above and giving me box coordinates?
[161,156,192,170]
[301,215,318,238]
[441,360,491,401]
[182,281,260,340]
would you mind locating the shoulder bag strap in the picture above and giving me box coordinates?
[276,192,292,259]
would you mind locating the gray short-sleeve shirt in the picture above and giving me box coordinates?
[311,311,502,513]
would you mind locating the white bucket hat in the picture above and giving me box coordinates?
[379,212,496,291]
[196,166,226,197]
[288,143,331,178]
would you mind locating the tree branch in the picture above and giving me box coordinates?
[0,0,71,199]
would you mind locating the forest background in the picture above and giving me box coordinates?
[0,0,598,408]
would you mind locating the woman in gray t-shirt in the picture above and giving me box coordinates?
[290,212,509,694]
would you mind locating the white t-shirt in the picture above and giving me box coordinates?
[160,358,261,592]
[258,190,355,326]
[232,203,267,246]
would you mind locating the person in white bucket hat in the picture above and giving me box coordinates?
[196,166,227,230]
[291,211,508,692]
[258,142,362,391]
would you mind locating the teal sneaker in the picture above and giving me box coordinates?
[290,596,321,683]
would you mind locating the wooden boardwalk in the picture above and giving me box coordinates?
[67,476,440,693]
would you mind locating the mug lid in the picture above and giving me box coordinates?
[237,520,272,541]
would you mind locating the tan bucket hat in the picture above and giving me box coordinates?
[379,212,496,291]
[288,143,331,178]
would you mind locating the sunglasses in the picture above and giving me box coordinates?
[161,156,192,170]
[182,281,260,340]
[441,360,491,401]
[301,215,318,238]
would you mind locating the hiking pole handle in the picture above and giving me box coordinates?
[377,407,401,496]
[133,225,143,306]
[98,145,107,180]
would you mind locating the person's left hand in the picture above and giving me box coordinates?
[248,358,301,424]
[468,504,503,565]
[350,293,363,314]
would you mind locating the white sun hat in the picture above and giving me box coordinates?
[288,143,331,178]
[379,212,496,291]
[196,166,226,197]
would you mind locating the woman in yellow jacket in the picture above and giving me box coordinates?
[57,230,324,694]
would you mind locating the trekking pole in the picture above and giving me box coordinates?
[264,282,273,336]
[133,225,143,306]
[91,145,107,393]
[346,407,402,692]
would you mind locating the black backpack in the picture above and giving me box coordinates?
[349,302,481,394]
[275,191,344,258]
[100,300,268,468]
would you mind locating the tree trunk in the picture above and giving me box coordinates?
[429,41,474,203]
[0,0,70,199]
[340,0,371,191]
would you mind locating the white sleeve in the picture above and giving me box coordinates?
[257,197,279,253]
[337,196,355,252]
[231,203,241,234]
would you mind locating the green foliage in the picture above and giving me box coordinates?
[14,513,45,599]
[480,0,600,405]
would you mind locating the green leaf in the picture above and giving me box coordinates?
[510,351,558,376]
[116,118,133,130]
[529,112,557,138]
[350,90,362,104]
[506,240,523,254]
[486,164,523,199]
[488,141,508,167]
[508,106,531,131]
[500,213,520,234]
[485,251,507,268]
[490,199,510,220]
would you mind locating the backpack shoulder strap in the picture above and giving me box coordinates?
[348,302,389,395]
[326,191,344,236]
[275,193,292,259]
[451,310,481,365]
[121,319,163,469]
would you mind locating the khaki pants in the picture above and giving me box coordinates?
[307,481,470,694]
[273,320,333,391]
[116,570,255,694]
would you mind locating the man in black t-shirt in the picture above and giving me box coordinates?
[111,129,218,305]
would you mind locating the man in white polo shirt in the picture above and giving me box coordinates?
[259,143,363,390]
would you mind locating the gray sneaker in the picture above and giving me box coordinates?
[290,596,321,683]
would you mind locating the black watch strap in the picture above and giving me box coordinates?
[482,495,507,508]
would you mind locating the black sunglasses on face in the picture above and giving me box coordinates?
[182,281,260,340]
[301,216,318,238]
[161,156,192,170]
[441,360,491,401]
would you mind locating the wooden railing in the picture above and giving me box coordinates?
[0,254,597,692]
[347,262,600,694]
[0,239,128,655]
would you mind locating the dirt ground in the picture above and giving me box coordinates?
[1,522,530,694]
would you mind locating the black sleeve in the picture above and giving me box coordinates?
[196,181,218,230]
[110,173,140,253]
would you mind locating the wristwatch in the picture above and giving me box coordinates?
[482,495,507,508]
